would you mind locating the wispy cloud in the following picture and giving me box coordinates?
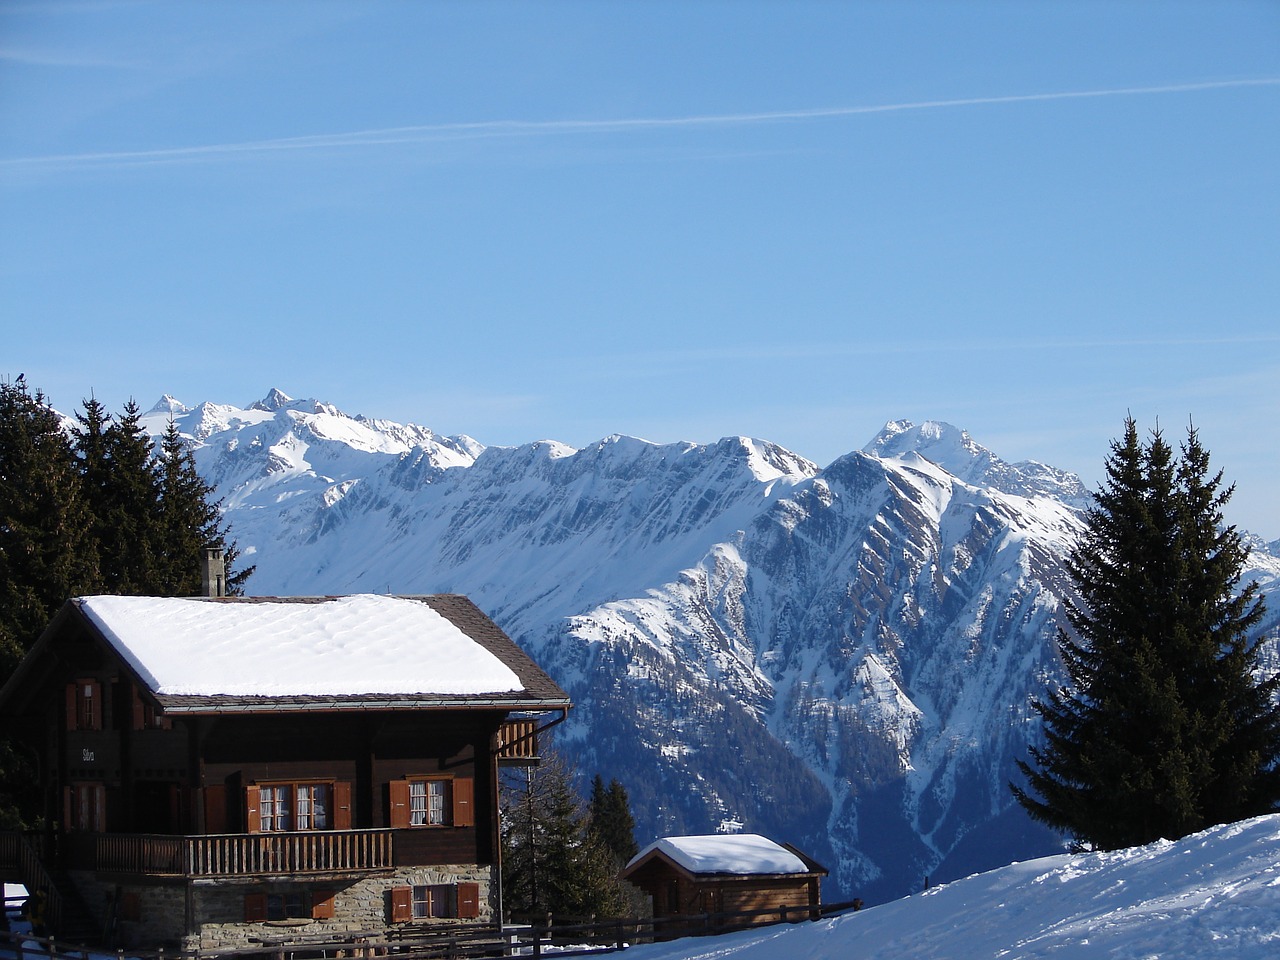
[568,332,1280,382]
[5,77,1278,172]
[0,46,143,70]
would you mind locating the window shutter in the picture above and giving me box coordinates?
[65,683,78,730]
[204,784,227,833]
[389,887,412,923]
[244,893,268,923]
[245,784,262,834]
[452,777,475,827]
[63,785,73,831]
[131,686,145,731]
[311,889,335,920]
[92,783,106,832]
[88,680,103,730]
[333,781,353,830]
[389,779,410,829]
[168,784,184,832]
[456,882,481,920]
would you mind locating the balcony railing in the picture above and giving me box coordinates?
[96,829,394,878]
[496,718,540,763]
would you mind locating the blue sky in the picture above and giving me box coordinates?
[2,1,1278,536]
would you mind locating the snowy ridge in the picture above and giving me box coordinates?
[143,392,1277,904]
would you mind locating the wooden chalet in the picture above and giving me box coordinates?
[0,580,569,953]
[621,834,826,926]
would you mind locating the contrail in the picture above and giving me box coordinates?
[5,77,1278,171]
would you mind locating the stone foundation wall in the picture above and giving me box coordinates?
[100,865,496,952]
[66,870,189,949]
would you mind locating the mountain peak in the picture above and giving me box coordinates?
[250,387,295,412]
[864,419,982,469]
[147,394,190,416]
[863,419,1088,504]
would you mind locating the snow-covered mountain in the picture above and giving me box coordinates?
[139,390,1280,904]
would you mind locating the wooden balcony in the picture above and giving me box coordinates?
[496,718,540,765]
[95,829,394,879]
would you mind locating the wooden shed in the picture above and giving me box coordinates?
[621,834,826,925]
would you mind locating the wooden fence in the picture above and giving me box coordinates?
[0,899,865,960]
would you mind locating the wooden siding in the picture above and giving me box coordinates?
[627,859,821,921]
[392,826,482,867]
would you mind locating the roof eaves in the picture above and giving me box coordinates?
[156,696,572,715]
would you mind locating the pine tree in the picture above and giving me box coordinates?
[155,419,253,595]
[0,379,101,671]
[501,753,632,920]
[1013,418,1280,849]
[73,398,163,594]
[588,774,639,867]
[0,379,100,827]
[1,381,254,825]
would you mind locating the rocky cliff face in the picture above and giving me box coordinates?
[142,390,1280,903]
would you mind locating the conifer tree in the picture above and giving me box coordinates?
[501,752,632,920]
[155,419,253,595]
[1,380,252,824]
[0,379,100,671]
[0,380,100,826]
[1013,418,1280,849]
[73,398,163,594]
[588,774,639,867]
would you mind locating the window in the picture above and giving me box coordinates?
[296,783,329,830]
[131,686,171,730]
[412,884,451,919]
[248,782,347,833]
[260,785,292,832]
[390,883,480,922]
[267,891,308,921]
[77,682,97,729]
[390,777,474,829]
[65,680,103,731]
[66,782,106,832]
[244,889,335,923]
[409,779,449,826]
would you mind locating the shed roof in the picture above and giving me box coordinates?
[623,834,827,879]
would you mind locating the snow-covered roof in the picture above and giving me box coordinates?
[626,834,815,876]
[79,594,525,699]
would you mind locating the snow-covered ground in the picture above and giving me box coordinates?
[629,815,1280,960]
[5,817,1280,957]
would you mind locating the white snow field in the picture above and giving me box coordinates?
[629,815,1280,960]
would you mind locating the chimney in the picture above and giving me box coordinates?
[201,546,226,598]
